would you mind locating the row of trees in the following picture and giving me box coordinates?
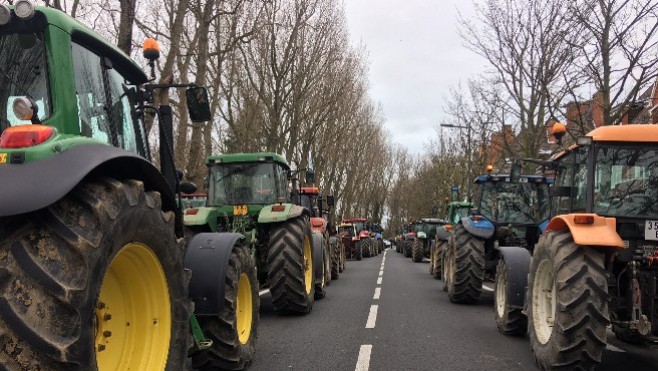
[36,0,397,223]
[387,0,658,233]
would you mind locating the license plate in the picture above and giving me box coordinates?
[645,220,658,241]
[233,205,248,216]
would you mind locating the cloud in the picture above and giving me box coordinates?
[345,0,487,154]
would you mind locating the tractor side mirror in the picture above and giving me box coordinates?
[179,182,197,194]
[305,169,315,184]
[186,86,211,122]
[326,194,335,207]
[510,161,521,183]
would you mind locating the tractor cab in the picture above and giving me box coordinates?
[467,173,551,248]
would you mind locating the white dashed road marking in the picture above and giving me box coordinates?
[355,344,372,371]
[378,270,383,276]
[373,287,381,300]
[366,305,378,328]
[377,277,382,285]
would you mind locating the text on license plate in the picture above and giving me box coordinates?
[645,220,658,241]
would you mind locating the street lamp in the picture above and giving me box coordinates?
[440,122,473,200]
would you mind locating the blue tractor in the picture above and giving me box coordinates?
[443,168,551,334]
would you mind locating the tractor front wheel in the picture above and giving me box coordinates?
[446,225,484,304]
[331,238,340,280]
[412,240,423,262]
[267,216,315,313]
[193,244,259,370]
[494,259,526,335]
[527,231,609,370]
[0,178,190,370]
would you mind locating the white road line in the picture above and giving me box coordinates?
[366,305,378,328]
[377,277,382,285]
[355,344,372,371]
[373,287,381,300]
[259,289,270,296]
[378,270,383,276]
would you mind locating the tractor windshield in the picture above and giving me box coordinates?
[354,222,365,232]
[451,206,470,224]
[208,162,288,206]
[339,225,354,236]
[0,32,51,129]
[593,145,658,219]
[479,181,550,224]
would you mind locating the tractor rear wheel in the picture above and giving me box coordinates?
[193,244,259,370]
[0,178,190,370]
[404,241,412,258]
[446,225,484,304]
[314,233,328,300]
[432,241,445,279]
[412,240,423,262]
[339,241,346,272]
[331,238,340,280]
[267,217,315,313]
[528,231,609,370]
[494,259,526,335]
[362,238,371,258]
[356,241,363,261]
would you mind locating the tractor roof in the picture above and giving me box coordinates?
[586,124,658,142]
[342,218,366,223]
[339,223,354,228]
[474,174,550,183]
[299,186,320,195]
[421,218,445,224]
[34,6,147,84]
[206,152,289,168]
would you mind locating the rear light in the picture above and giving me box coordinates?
[471,215,483,222]
[185,208,199,215]
[0,125,54,148]
[271,204,286,212]
[311,219,324,228]
[445,225,453,230]
[574,215,594,224]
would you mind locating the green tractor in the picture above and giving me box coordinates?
[413,218,445,263]
[430,187,472,279]
[0,3,219,370]
[184,153,325,313]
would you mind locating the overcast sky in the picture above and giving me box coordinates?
[344,0,488,155]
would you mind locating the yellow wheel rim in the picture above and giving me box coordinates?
[236,273,253,344]
[303,235,313,294]
[95,243,171,370]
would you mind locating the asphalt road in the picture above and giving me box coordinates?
[248,248,658,371]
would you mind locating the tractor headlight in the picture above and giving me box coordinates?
[14,0,35,20]
[0,5,11,25]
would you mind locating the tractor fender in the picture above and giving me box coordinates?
[547,214,623,248]
[498,246,531,309]
[258,203,308,223]
[461,216,495,240]
[310,217,327,234]
[183,206,219,232]
[436,226,452,241]
[0,143,176,218]
[184,232,244,315]
[312,232,324,284]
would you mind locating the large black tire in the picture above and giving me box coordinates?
[362,238,372,258]
[446,225,484,304]
[314,233,328,300]
[339,241,346,272]
[193,244,259,370]
[323,233,331,286]
[267,216,315,313]
[404,241,412,258]
[432,240,446,279]
[330,238,340,280]
[0,178,190,370]
[528,230,609,370]
[412,239,423,262]
[356,241,363,261]
[494,259,526,336]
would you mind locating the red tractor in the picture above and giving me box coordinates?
[294,186,336,298]
[340,218,375,259]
